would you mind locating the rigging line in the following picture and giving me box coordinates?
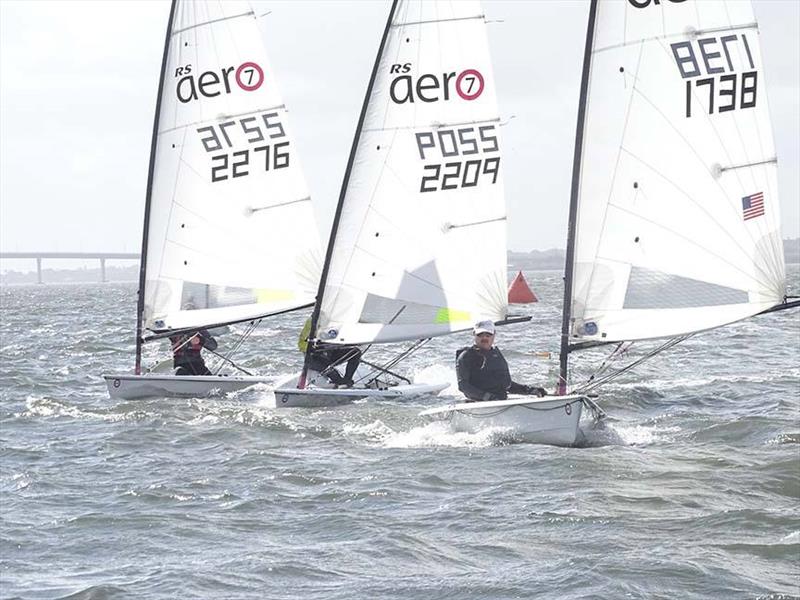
[158,105,288,135]
[225,320,257,362]
[208,347,253,376]
[580,341,629,388]
[393,14,483,28]
[614,148,778,291]
[358,359,411,385]
[172,10,253,35]
[363,338,431,385]
[209,320,257,375]
[574,334,691,394]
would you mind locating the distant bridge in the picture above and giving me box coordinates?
[0,252,139,283]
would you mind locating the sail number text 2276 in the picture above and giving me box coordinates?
[196,112,289,183]
[415,125,500,193]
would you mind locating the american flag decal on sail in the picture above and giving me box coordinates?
[741,192,765,221]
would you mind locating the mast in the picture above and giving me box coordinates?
[134,0,178,375]
[558,0,598,394]
[298,0,399,388]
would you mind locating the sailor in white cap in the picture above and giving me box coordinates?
[455,319,546,402]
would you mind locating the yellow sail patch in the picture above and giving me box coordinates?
[434,308,471,324]
[256,289,295,303]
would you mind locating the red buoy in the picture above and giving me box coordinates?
[508,270,538,304]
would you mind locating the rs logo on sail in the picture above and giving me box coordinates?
[174,62,264,103]
[389,63,484,104]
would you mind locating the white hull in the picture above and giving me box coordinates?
[420,394,587,446]
[104,373,271,400]
[272,373,448,408]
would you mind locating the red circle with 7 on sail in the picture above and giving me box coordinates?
[235,62,264,91]
[456,69,484,101]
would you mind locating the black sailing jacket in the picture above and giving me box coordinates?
[456,345,529,402]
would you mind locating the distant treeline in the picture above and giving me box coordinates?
[2,239,798,284]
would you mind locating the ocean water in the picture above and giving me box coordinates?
[1,268,798,599]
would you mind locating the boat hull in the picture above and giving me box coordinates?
[103,373,271,400]
[420,394,586,446]
[272,373,448,408]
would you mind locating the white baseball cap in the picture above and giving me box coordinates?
[473,320,495,335]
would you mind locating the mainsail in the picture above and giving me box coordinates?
[565,0,785,350]
[311,0,508,347]
[137,0,321,350]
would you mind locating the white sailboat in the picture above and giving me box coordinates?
[104,0,322,400]
[274,0,524,407]
[423,0,798,445]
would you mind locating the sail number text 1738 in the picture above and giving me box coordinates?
[670,33,758,118]
[196,112,289,183]
[415,124,500,193]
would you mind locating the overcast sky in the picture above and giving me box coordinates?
[1,0,798,270]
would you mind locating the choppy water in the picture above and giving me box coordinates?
[1,268,798,599]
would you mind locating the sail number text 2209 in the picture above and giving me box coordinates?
[415,124,500,193]
[196,112,289,183]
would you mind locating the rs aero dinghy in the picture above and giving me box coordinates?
[424,0,798,445]
[104,0,323,399]
[273,0,530,408]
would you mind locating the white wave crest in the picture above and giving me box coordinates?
[343,418,515,448]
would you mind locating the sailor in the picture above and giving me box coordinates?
[456,320,546,402]
[170,329,218,376]
[298,318,362,387]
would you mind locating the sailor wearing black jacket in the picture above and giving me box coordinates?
[456,320,546,402]
[170,329,218,376]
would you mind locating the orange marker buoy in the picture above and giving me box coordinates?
[508,270,538,304]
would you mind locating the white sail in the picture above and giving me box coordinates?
[315,0,507,346]
[569,0,785,345]
[142,0,321,333]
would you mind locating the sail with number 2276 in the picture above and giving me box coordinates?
[273,0,520,407]
[558,0,797,397]
[104,0,322,400]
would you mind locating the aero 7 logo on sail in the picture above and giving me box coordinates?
[389,63,485,104]
[174,61,265,104]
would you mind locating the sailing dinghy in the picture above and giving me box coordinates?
[422,0,798,446]
[104,0,322,400]
[274,0,526,408]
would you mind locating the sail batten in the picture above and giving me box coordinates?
[566,0,785,348]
